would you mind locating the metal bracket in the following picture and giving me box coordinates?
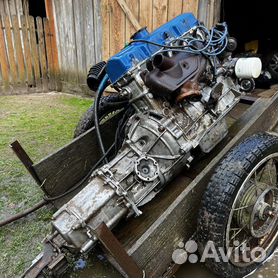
[98,167,142,216]
[95,222,144,278]
[10,140,41,185]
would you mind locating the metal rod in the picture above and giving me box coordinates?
[95,222,143,278]
[10,140,41,185]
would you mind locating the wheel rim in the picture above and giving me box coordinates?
[226,153,278,267]
[269,53,278,73]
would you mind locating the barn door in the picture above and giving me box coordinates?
[101,0,200,60]
[0,13,59,94]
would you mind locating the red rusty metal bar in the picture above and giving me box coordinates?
[10,140,42,185]
[95,222,144,278]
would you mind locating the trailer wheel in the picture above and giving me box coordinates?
[197,133,278,278]
[266,51,278,81]
[74,94,127,138]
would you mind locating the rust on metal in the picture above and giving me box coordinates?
[176,81,201,103]
[95,222,143,278]
[10,140,41,185]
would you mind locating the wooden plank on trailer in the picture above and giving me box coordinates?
[21,15,34,87]
[110,0,125,55]
[125,0,140,41]
[93,0,103,62]
[117,0,141,31]
[183,0,199,16]
[0,18,10,85]
[12,15,25,84]
[28,15,41,88]
[43,18,56,91]
[139,0,153,31]
[152,0,168,29]
[36,16,48,91]
[101,0,110,60]
[167,0,183,21]
[4,16,17,82]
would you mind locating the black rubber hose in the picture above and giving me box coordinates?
[0,199,48,228]
[44,142,115,202]
[0,142,116,228]
[94,74,110,164]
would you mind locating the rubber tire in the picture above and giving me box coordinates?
[265,51,278,81]
[197,133,278,278]
[74,94,124,138]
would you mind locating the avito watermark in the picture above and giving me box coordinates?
[172,240,267,264]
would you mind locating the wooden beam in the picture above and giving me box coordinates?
[28,16,41,88]
[116,0,141,31]
[4,16,18,83]
[139,0,153,31]
[43,18,56,91]
[111,0,125,55]
[183,0,200,16]
[12,15,25,84]
[153,0,168,29]
[45,0,60,87]
[0,17,10,85]
[36,17,48,91]
[101,0,111,60]
[21,15,34,87]
[125,0,139,41]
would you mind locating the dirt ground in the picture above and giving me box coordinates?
[0,92,277,278]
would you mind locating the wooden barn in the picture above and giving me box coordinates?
[0,0,276,94]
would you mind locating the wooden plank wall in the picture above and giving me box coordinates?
[198,0,221,28]
[101,0,200,60]
[0,0,59,94]
[0,0,25,23]
[52,0,102,94]
[0,14,58,94]
[1,0,203,94]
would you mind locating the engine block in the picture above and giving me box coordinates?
[52,72,240,253]
[23,12,263,277]
[106,13,198,84]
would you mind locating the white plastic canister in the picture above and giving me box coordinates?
[235,57,262,79]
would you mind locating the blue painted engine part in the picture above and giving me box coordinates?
[106,13,199,84]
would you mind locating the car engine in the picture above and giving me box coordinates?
[23,13,263,277]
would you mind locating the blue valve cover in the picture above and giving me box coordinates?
[106,13,199,84]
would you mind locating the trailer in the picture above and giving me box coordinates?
[11,87,278,278]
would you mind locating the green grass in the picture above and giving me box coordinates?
[0,93,92,277]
